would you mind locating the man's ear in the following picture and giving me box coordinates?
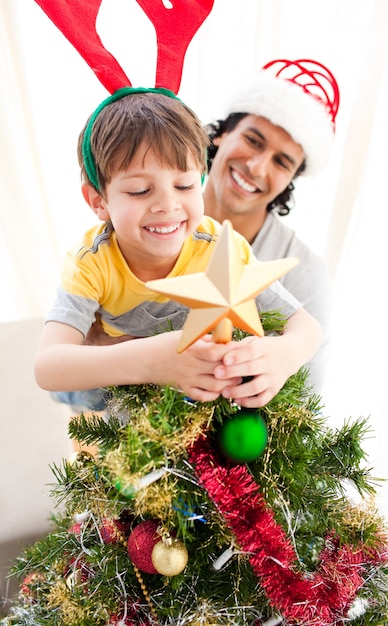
[81,184,110,221]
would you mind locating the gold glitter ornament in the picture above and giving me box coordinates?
[151,536,188,576]
[67,450,95,467]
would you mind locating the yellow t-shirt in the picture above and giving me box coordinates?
[46,216,298,337]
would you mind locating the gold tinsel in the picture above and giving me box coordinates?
[104,445,154,489]
[176,598,234,625]
[339,497,388,543]
[75,480,118,522]
[134,473,178,518]
[258,403,317,499]
[104,397,216,516]
[110,391,215,457]
[46,579,89,625]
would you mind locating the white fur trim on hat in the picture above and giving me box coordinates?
[226,72,335,176]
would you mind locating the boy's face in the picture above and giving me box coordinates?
[88,146,204,282]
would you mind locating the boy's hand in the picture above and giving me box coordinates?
[212,308,321,407]
[152,333,242,403]
[213,335,295,408]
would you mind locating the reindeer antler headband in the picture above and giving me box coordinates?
[33,0,214,189]
[33,0,214,93]
[82,86,178,191]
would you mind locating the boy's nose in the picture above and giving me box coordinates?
[151,190,180,213]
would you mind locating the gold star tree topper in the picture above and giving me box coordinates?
[146,220,299,352]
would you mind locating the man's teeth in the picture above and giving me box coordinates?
[147,223,181,234]
[232,170,257,193]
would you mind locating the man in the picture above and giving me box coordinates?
[203,59,340,391]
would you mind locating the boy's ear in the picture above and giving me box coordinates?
[81,184,109,220]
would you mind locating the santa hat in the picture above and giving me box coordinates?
[226,59,340,176]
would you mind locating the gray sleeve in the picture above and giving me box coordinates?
[256,279,301,319]
[45,279,300,340]
[251,213,331,331]
[45,287,99,337]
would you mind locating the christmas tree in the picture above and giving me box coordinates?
[2,315,388,625]
[3,222,388,626]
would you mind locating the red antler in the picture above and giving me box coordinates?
[135,0,214,93]
[34,0,130,93]
[34,0,214,95]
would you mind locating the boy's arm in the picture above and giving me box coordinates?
[34,321,241,403]
[213,307,323,408]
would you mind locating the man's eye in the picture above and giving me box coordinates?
[275,157,290,170]
[246,135,262,148]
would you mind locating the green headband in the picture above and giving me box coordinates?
[82,86,179,191]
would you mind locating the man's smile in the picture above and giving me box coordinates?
[230,167,261,194]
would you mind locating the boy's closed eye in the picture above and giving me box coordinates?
[176,184,195,191]
[126,184,195,196]
[126,189,150,197]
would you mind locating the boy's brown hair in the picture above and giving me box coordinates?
[78,92,209,193]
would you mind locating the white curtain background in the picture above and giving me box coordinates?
[1,0,387,516]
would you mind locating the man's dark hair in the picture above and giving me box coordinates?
[205,113,306,216]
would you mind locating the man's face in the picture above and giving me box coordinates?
[207,115,305,216]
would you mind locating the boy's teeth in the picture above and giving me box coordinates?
[147,223,180,234]
[232,170,257,193]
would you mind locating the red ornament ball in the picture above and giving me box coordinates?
[108,615,136,626]
[67,522,82,537]
[20,572,45,600]
[108,604,154,626]
[127,520,161,574]
[65,557,94,585]
[100,518,127,544]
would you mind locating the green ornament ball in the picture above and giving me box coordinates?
[114,477,136,499]
[217,411,268,463]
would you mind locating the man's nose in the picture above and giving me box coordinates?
[246,152,271,178]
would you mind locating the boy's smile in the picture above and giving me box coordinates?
[144,222,183,235]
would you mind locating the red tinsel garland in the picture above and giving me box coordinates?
[188,435,386,625]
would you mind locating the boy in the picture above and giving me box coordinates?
[35,88,322,408]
